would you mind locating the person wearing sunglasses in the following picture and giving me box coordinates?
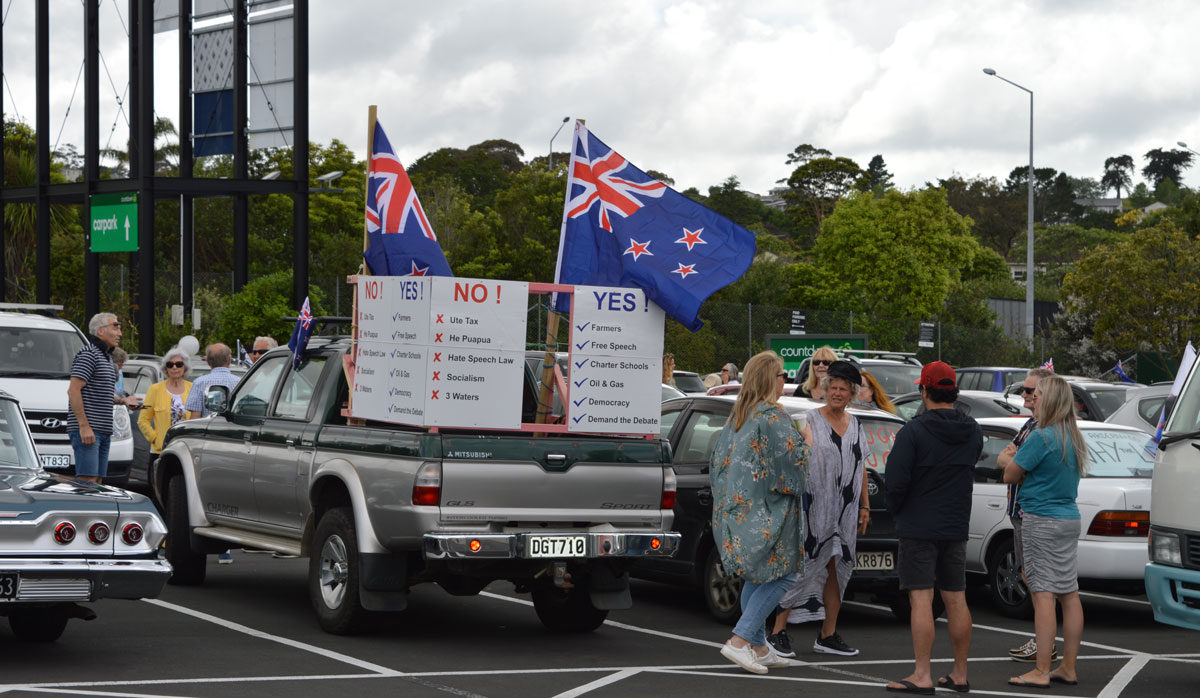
[248,335,279,363]
[796,346,838,400]
[138,348,193,466]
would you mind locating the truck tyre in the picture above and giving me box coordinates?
[8,606,69,642]
[532,583,608,632]
[987,536,1033,619]
[887,590,946,622]
[310,507,371,635]
[165,475,207,585]
[703,546,742,625]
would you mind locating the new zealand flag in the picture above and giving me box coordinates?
[553,122,756,331]
[363,119,453,277]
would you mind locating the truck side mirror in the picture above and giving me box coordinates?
[204,385,230,415]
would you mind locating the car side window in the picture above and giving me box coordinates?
[1137,397,1166,427]
[231,357,286,417]
[660,407,683,440]
[975,430,1011,482]
[272,356,327,419]
[894,398,920,421]
[673,410,728,464]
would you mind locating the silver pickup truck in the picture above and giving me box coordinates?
[153,336,679,634]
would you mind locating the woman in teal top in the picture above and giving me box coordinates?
[1003,375,1089,688]
[710,351,812,674]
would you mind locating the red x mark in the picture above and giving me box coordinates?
[430,390,439,400]
[435,333,443,343]
[436,314,444,324]
[432,371,441,381]
[433,352,442,362]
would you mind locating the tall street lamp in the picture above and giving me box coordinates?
[549,116,570,169]
[1177,141,1200,158]
[984,67,1035,343]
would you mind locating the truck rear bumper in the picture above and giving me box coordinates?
[424,531,681,560]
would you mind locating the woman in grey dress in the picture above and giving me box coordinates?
[768,360,871,657]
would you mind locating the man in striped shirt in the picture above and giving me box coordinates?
[67,313,139,484]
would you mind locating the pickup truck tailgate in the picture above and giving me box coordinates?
[438,435,670,527]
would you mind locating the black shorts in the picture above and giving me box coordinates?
[898,538,967,591]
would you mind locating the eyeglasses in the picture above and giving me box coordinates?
[165,361,186,369]
[811,359,832,366]
[1019,386,1036,395]
[249,349,266,355]
[776,372,787,378]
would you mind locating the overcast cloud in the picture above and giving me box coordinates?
[5,0,1200,195]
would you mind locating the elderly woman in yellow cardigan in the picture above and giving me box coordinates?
[138,348,192,456]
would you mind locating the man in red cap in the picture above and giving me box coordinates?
[884,361,983,695]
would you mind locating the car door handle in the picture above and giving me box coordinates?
[986,501,1002,509]
[285,438,296,447]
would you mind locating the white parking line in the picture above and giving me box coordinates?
[1097,654,1152,698]
[550,669,641,698]
[141,598,395,674]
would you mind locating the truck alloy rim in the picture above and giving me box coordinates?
[318,534,350,608]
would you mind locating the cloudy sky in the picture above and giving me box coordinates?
[5,0,1200,195]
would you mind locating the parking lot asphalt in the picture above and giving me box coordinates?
[1,551,1197,698]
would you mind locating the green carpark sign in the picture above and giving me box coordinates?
[765,334,869,379]
[89,193,138,253]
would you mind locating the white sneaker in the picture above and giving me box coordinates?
[721,642,768,675]
[755,645,793,669]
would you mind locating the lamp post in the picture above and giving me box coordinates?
[984,68,1035,343]
[549,116,569,169]
[1177,141,1200,159]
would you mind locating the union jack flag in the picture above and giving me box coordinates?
[287,296,314,371]
[363,119,452,277]
[554,122,755,331]
[1041,358,1054,372]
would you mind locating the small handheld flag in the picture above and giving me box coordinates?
[1041,358,1054,372]
[287,297,314,371]
[1114,359,1135,383]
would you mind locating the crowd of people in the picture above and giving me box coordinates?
[708,346,1089,692]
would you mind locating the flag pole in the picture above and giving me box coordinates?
[346,106,378,419]
[536,119,583,426]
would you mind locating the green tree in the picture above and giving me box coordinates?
[215,269,327,348]
[814,188,988,347]
[785,143,831,167]
[408,139,525,209]
[935,175,1024,258]
[1062,221,1200,353]
[784,156,862,232]
[1101,155,1135,198]
[861,154,893,193]
[1142,148,1193,189]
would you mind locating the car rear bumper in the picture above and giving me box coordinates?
[424,531,681,560]
[0,557,173,603]
[1077,538,1148,579]
[1145,562,1200,631]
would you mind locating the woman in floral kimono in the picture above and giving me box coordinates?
[711,351,812,675]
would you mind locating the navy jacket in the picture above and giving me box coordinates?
[884,408,983,540]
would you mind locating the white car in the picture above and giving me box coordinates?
[969,417,1153,617]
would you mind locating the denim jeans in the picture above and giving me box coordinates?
[68,430,112,478]
[733,573,799,646]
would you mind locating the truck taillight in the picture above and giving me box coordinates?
[1087,510,1149,537]
[412,462,442,506]
[660,467,677,510]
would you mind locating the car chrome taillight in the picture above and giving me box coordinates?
[121,522,144,545]
[1087,510,1149,536]
[412,461,442,506]
[660,467,677,510]
[54,521,77,544]
[88,522,111,544]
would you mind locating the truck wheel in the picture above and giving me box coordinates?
[887,590,946,622]
[987,536,1033,619]
[310,507,371,635]
[703,546,742,625]
[8,606,69,642]
[165,475,206,585]
[532,583,608,632]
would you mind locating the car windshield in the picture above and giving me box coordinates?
[782,404,902,474]
[0,327,85,377]
[1082,387,1128,421]
[0,399,39,469]
[864,364,922,397]
[673,373,707,393]
[1082,428,1156,477]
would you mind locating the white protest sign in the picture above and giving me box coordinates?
[567,286,665,434]
[349,340,428,424]
[356,276,431,345]
[429,278,529,351]
[423,347,526,429]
